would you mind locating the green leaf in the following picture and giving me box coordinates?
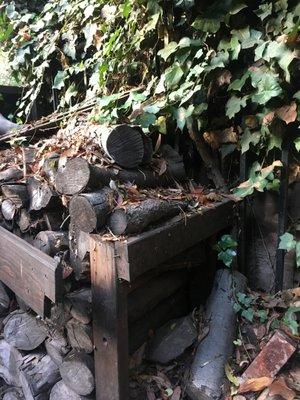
[135,112,156,129]
[294,91,300,101]
[255,3,272,20]
[228,71,250,91]
[283,307,300,335]
[296,242,300,267]
[229,3,247,15]
[256,309,268,323]
[158,42,178,61]
[64,84,78,105]
[240,129,260,153]
[241,308,254,322]
[174,105,194,130]
[165,63,184,89]
[279,232,296,251]
[84,4,94,19]
[250,71,282,104]
[192,17,221,33]
[52,70,67,90]
[294,137,300,152]
[278,50,295,82]
[226,95,248,119]
[218,234,238,250]
[83,23,97,51]
[218,249,237,267]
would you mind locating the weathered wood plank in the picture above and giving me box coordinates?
[90,239,129,400]
[115,199,235,281]
[0,226,62,317]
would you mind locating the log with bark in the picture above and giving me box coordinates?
[2,388,24,400]
[108,198,187,235]
[69,188,115,233]
[59,352,95,396]
[1,185,28,208]
[100,124,145,168]
[3,311,47,351]
[0,339,23,387]
[0,168,23,183]
[187,269,247,400]
[33,231,69,256]
[19,353,60,399]
[66,319,93,354]
[45,334,69,366]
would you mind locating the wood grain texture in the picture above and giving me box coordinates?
[0,226,62,316]
[90,239,129,400]
[115,199,236,281]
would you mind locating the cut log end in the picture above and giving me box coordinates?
[55,157,93,195]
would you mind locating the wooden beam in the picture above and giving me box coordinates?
[0,226,62,317]
[115,199,235,281]
[90,238,129,400]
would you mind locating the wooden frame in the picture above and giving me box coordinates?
[90,199,235,400]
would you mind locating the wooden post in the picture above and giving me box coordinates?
[90,238,129,400]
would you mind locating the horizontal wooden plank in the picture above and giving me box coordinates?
[115,199,235,281]
[0,227,62,317]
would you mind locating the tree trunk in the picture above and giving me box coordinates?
[100,124,144,168]
[187,269,247,400]
[108,199,187,235]
[33,231,69,256]
[59,352,94,396]
[69,188,115,233]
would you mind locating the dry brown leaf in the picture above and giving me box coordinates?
[275,102,297,124]
[262,111,275,125]
[269,377,296,400]
[171,386,181,400]
[147,390,156,400]
[238,377,274,394]
[203,127,237,149]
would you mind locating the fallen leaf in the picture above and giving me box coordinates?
[275,102,297,124]
[269,377,296,400]
[262,111,275,125]
[171,386,181,400]
[238,377,274,393]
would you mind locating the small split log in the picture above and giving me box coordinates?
[55,157,103,196]
[3,388,24,400]
[1,184,28,208]
[34,231,69,256]
[59,352,95,396]
[100,124,144,168]
[69,188,115,233]
[66,288,92,325]
[108,198,187,235]
[50,380,89,400]
[27,177,56,211]
[20,353,60,399]
[0,168,23,183]
[1,199,17,220]
[0,339,23,386]
[45,334,69,366]
[4,312,47,351]
[66,319,93,353]
[17,209,31,232]
[187,269,247,400]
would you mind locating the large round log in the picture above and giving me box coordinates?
[59,352,95,396]
[55,157,101,195]
[69,188,115,233]
[187,269,247,400]
[1,184,28,207]
[34,231,69,256]
[66,319,93,353]
[108,199,187,235]
[27,177,56,211]
[20,353,60,399]
[4,312,47,351]
[100,124,144,168]
[50,380,89,400]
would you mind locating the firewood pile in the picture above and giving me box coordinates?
[0,114,223,399]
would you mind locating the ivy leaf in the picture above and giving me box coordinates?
[135,112,156,129]
[64,84,78,105]
[241,308,254,322]
[192,17,221,33]
[52,70,67,90]
[255,3,273,20]
[279,232,296,251]
[83,23,97,51]
[275,102,297,124]
[226,95,248,119]
[296,242,300,267]
[294,137,300,152]
[250,71,282,104]
[165,64,184,89]
[240,129,260,153]
[228,71,250,91]
[218,249,237,267]
[174,105,194,130]
[229,3,247,15]
[158,42,178,61]
[278,50,295,82]
[84,5,94,19]
[241,29,262,49]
